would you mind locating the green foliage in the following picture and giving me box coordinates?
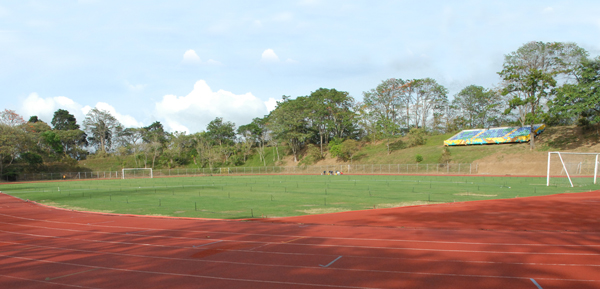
[207,117,236,146]
[52,109,79,130]
[415,154,423,163]
[19,152,44,171]
[452,85,503,129]
[41,131,64,155]
[268,96,312,162]
[327,137,344,158]
[407,128,427,147]
[388,139,406,152]
[499,41,588,148]
[300,144,323,165]
[550,57,600,129]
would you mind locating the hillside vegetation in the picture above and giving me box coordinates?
[75,125,599,176]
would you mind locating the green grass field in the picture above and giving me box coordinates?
[1,174,598,219]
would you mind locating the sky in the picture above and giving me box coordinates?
[1,0,599,133]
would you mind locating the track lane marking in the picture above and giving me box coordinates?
[320,256,342,268]
[2,214,599,248]
[3,229,600,257]
[0,254,379,289]
[45,268,99,281]
[3,239,600,273]
[1,253,598,284]
[530,278,543,289]
[282,237,305,243]
[193,240,223,248]
[4,219,600,253]
[0,274,100,289]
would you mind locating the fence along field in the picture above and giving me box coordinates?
[13,163,477,182]
[2,174,598,219]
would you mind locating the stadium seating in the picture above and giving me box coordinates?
[444,124,545,146]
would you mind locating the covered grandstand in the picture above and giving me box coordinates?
[444,124,545,146]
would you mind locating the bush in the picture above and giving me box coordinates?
[415,154,423,163]
[300,144,323,165]
[328,137,344,158]
[407,128,427,147]
[388,139,407,152]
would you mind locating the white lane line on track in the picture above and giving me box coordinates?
[530,278,544,289]
[0,274,100,289]
[0,254,380,289]
[320,256,342,268]
[45,268,99,281]
[1,217,599,249]
[2,226,600,259]
[1,252,598,284]
[0,235,600,278]
[193,240,222,248]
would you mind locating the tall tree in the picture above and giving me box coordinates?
[83,108,122,154]
[206,117,236,147]
[268,96,312,162]
[52,109,80,130]
[141,121,168,168]
[550,56,600,132]
[452,85,503,128]
[411,78,448,130]
[499,41,588,149]
[362,78,410,133]
[0,111,27,179]
[307,88,356,157]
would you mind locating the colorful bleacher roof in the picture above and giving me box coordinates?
[444,124,545,146]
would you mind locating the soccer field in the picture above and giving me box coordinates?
[1,174,597,219]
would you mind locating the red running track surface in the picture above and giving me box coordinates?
[0,191,599,289]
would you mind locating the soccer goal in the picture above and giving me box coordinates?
[547,152,599,187]
[122,168,153,179]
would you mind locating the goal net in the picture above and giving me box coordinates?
[122,168,153,179]
[547,152,599,187]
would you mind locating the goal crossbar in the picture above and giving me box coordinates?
[122,168,153,179]
[547,152,599,187]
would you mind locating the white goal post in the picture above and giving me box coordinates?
[547,152,599,187]
[122,168,153,179]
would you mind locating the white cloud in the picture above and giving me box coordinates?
[155,80,274,133]
[182,49,201,63]
[19,93,142,128]
[206,59,223,65]
[265,97,279,112]
[125,80,146,92]
[21,93,85,125]
[261,49,280,62]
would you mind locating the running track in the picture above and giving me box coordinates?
[1,191,599,288]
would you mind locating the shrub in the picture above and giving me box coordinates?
[407,128,427,147]
[415,154,423,163]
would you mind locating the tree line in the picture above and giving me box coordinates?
[1,41,599,179]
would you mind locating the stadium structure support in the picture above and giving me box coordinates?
[547,152,599,187]
[122,168,153,179]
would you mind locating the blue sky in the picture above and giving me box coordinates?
[1,0,599,133]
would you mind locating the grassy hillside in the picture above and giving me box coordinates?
[76,125,600,173]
